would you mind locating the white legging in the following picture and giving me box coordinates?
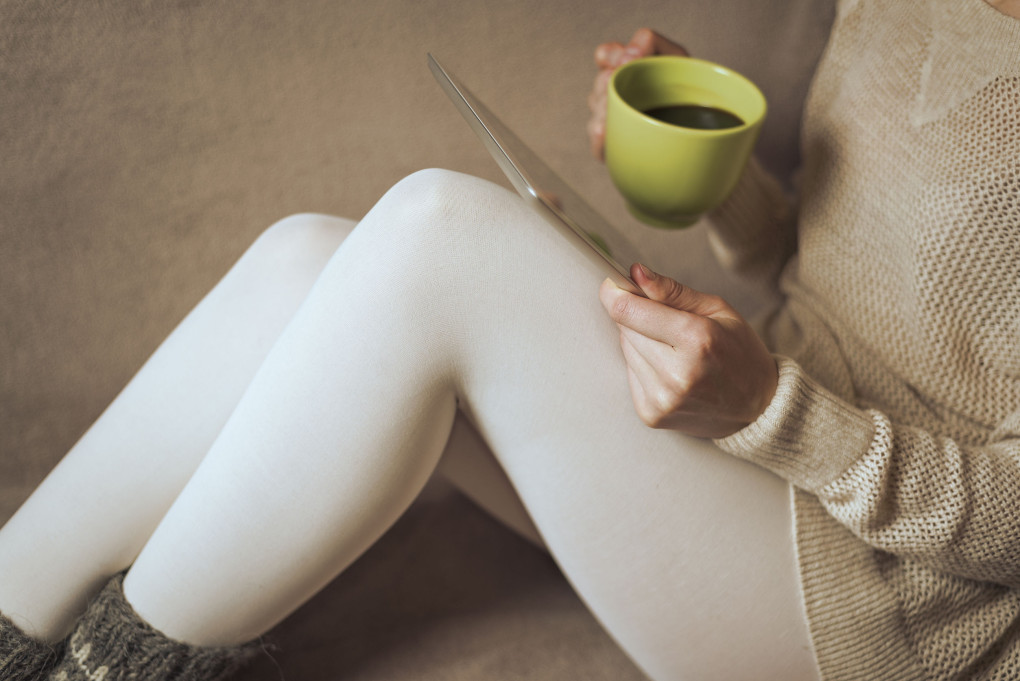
[0,169,818,681]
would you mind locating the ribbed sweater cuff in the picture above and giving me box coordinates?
[715,356,875,492]
[0,611,63,681]
[51,574,261,681]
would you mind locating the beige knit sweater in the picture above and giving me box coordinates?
[705,1,1020,679]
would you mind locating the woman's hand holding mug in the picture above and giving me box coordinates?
[589,28,765,228]
[587,28,689,160]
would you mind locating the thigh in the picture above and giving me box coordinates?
[0,214,356,640]
[397,172,820,681]
[437,414,544,548]
[121,169,815,678]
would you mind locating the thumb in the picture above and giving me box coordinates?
[632,263,731,318]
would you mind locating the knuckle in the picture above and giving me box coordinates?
[692,334,713,361]
[704,292,726,309]
[651,385,682,418]
[609,294,635,324]
[664,279,686,301]
[637,401,664,428]
[645,411,670,430]
[687,320,719,360]
[595,42,619,66]
[704,292,732,315]
[664,365,692,394]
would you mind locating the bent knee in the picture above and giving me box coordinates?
[239,213,356,274]
[369,169,527,247]
[388,168,498,203]
[389,169,519,219]
[255,213,356,253]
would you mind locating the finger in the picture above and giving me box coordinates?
[619,324,682,367]
[600,278,702,346]
[587,117,606,160]
[618,325,701,405]
[631,263,733,319]
[650,32,689,56]
[625,364,657,426]
[629,27,689,56]
[587,68,614,159]
[619,44,645,65]
[587,69,613,113]
[619,327,666,382]
[594,41,626,69]
[619,332,664,418]
[627,28,657,56]
[621,340,683,430]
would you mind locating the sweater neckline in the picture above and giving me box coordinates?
[913,0,1020,125]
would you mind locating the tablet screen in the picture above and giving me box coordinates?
[428,54,643,294]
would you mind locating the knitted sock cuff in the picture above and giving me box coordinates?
[51,574,261,681]
[0,611,63,681]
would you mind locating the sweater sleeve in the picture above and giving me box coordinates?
[702,156,798,291]
[715,356,1020,589]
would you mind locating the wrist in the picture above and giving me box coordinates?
[715,357,875,491]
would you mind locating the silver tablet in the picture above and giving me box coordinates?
[428,54,642,295]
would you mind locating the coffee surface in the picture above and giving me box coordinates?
[642,104,744,130]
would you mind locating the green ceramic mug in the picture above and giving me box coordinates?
[605,56,766,228]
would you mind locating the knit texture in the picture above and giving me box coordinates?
[47,575,259,681]
[709,0,1020,679]
[1,611,62,681]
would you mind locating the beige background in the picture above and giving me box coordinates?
[1,1,833,678]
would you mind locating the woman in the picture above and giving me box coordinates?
[2,0,1018,679]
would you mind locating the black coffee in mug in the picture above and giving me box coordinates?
[643,104,744,130]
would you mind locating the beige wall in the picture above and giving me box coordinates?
[0,0,833,518]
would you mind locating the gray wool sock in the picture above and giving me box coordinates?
[48,574,260,681]
[0,610,63,681]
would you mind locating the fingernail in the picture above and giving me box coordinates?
[600,277,624,299]
[637,263,654,279]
